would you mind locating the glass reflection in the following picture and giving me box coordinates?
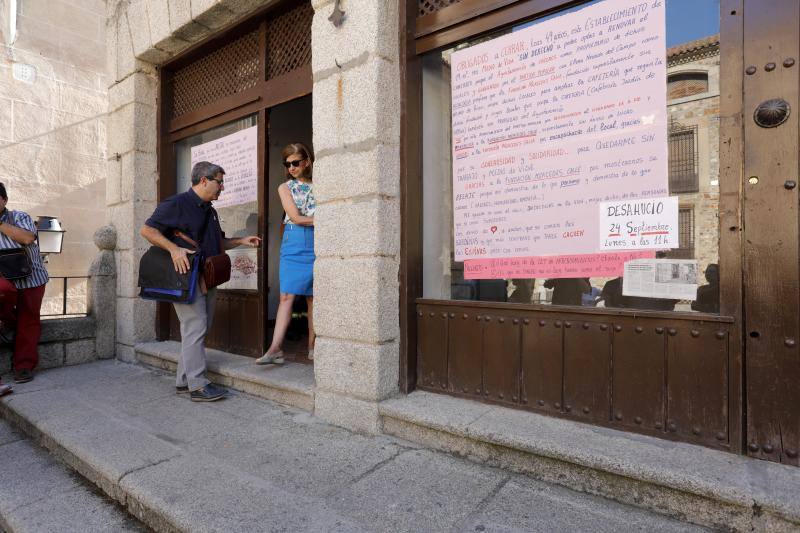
[421,0,721,314]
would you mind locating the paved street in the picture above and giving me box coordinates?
[0,361,705,532]
[0,419,148,532]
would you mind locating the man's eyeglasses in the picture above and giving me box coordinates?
[207,176,224,186]
[283,158,307,169]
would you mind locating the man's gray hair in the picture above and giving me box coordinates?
[191,161,225,185]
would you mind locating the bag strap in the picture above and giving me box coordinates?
[209,207,225,254]
[173,229,199,251]
[173,207,225,253]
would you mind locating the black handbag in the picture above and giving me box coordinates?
[0,248,32,280]
[137,246,202,303]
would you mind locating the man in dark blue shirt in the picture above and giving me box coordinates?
[141,161,261,402]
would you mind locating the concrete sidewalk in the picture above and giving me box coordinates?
[0,419,148,532]
[0,361,704,532]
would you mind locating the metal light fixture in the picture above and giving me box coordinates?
[36,216,65,254]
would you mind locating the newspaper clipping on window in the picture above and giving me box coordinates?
[622,258,698,300]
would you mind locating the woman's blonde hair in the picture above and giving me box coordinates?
[281,142,314,180]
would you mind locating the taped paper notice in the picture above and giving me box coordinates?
[600,196,679,250]
[623,259,698,300]
[218,248,258,291]
[464,251,654,280]
[191,126,258,208]
[451,0,668,260]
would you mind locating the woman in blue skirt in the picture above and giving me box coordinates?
[256,143,316,365]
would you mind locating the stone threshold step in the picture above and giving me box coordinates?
[0,419,148,533]
[135,341,314,411]
[379,391,800,533]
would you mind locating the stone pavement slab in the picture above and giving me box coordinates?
[0,361,706,532]
[381,390,800,532]
[0,419,148,533]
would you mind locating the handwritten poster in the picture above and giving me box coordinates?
[191,126,258,208]
[452,0,667,262]
[599,196,678,250]
[464,250,654,279]
[218,248,258,291]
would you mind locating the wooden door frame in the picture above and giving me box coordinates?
[398,0,746,453]
[155,4,312,352]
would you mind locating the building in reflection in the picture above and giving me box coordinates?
[666,35,721,277]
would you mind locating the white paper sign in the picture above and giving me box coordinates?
[191,126,258,208]
[599,196,678,250]
[451,0,668,261]
[623,259,698,300]
[218,248,258,291]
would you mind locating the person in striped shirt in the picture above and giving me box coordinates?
[0,182,49,391]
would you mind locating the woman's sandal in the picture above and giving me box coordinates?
[255,351,285,365]
[307,349,314,361]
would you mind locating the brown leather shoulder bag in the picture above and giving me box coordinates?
[173,211,231,290]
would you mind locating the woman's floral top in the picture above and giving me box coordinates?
[284,179,315,223]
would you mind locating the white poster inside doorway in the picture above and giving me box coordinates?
[191,126,258,208]
[218,248,259,291]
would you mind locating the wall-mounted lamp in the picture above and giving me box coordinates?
[36,216,65,254]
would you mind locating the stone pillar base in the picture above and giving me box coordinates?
[314,389,382,435]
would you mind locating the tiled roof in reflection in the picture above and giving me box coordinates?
[667,34,720,61]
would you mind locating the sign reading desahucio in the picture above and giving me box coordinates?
[451,0,672,262]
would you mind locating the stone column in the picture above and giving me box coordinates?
[310,0,401,433]
[88,226,117,359]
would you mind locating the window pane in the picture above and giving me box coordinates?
[421,0,721,314]
[174,114,259,290]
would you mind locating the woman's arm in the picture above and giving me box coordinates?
[278,183,313,226]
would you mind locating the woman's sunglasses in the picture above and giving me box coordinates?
[283,158,307,169]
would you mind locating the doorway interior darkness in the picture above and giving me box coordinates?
[265,95,313,362]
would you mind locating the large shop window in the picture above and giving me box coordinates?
[174,114,259,291]
[421,0,721,313]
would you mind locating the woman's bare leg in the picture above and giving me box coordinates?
[306,296,315,352]
[266,293,295,355]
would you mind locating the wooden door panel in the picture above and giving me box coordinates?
[612,325,665,432]
[482,313,520,404]
[521,317,562,413]
[417,307,449,391]
[742,0,800,465]
[225,292,261,357]
[206,293,230,350]
[563,321,611,423]
[448,311,483,396]
[667,325,729,447]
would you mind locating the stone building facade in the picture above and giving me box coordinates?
[2,0,792,479]
[0,0,108,313]
[103,0,729,433]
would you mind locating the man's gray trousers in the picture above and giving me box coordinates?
[172,286,217,391]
